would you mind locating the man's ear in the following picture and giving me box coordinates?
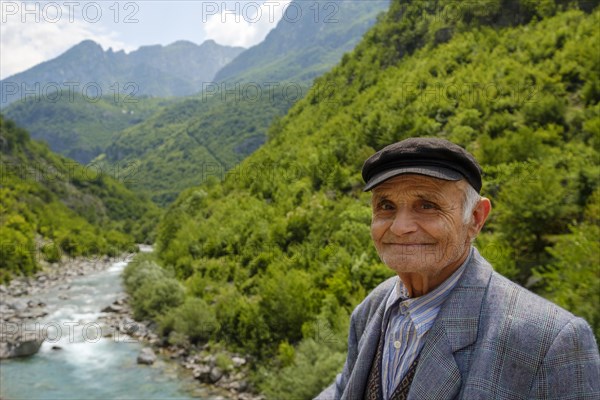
[470,197,491,237]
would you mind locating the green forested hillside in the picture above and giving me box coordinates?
[98,92,294,205]
[125,1,598,398]
[0,116,160,283]
[3,93,175,164]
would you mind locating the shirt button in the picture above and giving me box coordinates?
[394,341,402,349]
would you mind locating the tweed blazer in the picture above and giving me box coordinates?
[315,247,600,400]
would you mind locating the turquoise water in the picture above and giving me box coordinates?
[0,257,217,400]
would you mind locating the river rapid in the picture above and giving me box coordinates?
[0,250,221,400]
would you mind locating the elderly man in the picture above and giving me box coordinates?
[316,138,600,399]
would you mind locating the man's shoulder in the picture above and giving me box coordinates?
[483,269,583,337]
[467,249,579,328]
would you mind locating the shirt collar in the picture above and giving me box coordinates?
[384,247,473,335]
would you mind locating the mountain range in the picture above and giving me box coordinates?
[3,0,389,205]
[0,39,244,107]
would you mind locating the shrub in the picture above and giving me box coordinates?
[124,258,185,320]
[171,297,219,344]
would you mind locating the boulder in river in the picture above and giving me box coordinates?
[137,347,157,365]
[0,333,46,359]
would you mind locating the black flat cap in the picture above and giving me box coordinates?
[362,137,482,192]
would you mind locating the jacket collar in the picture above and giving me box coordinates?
[408,247,493,399]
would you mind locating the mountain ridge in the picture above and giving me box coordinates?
[215,0,390,84]
[1,39,244,107]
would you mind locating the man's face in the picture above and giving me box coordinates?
[370,174,474,277]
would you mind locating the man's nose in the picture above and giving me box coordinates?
[389,208,418,235]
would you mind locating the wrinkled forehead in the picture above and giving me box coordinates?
[371,174,466,202]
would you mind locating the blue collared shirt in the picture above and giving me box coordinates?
[380,248,472,399]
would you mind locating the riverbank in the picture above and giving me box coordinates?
[0,250,263,399]
[98,296,263,400]
[0,254,128,359]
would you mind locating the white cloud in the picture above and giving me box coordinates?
[203,0,291,48]
[0,1,132,79]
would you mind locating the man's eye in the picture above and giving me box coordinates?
[420,202,437,210]
[377,202,394,211]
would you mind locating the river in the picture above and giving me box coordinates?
[0,251,220,400]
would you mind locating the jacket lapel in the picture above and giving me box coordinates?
[342,297,387,400]
[342,291,388,399]
[408,248,493,400]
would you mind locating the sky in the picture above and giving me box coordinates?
[0,0,292,79]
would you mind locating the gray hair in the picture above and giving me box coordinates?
[462,182,481,224]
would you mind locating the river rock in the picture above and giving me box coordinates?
[18,308,48,319]
[101,304,123,313]
[0,310,15,321]
[15,289,29,297]
[0,334,46,359]
[113,297,126,306]
[0,303,12,314]
[193,364,211,381]
[232,356,246,367]
[27,300,45,308]
[202,354,216,367]
[209,367,223,383]
[137,347,156,365]
[226,379,249,392]
[9,300,28,312]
